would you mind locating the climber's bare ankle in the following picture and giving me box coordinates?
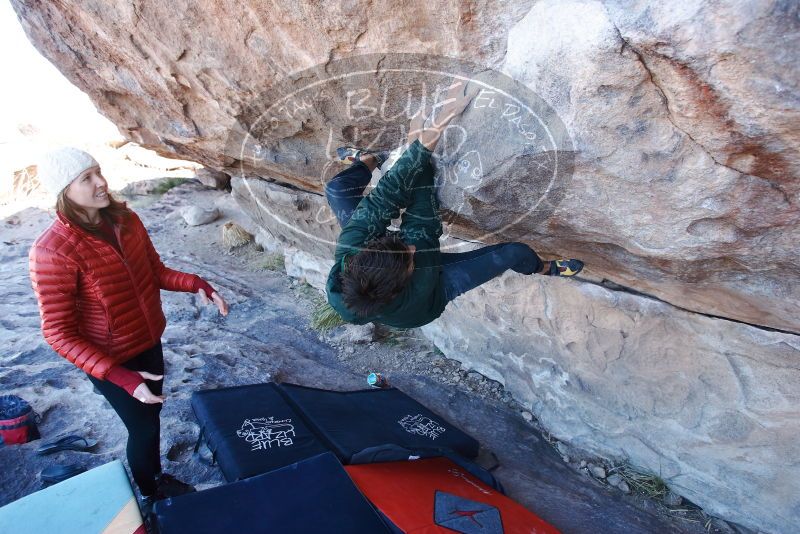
[359,153,377,171]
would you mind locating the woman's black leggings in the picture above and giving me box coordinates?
[88,342,164,496]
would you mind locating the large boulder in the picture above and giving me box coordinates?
[10,0,797,331]
[421,269,800,534]
[11,0,799,531]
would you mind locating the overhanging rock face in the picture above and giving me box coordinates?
[421,274,800,534]
[12,0,799,531]
[11,0,798,332]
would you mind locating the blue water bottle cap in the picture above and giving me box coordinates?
[367,373,378,386]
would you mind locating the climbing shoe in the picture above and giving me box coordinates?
[548,259,584,277]
[335,146,390,168]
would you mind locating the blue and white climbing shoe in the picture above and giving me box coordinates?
[335,146,389,167]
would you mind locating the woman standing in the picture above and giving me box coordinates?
[28,147,228,511]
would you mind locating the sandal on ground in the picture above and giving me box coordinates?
[335,146,389,168]
[40,463,86,485]
[548,259,584,277]
[36,435,98,455]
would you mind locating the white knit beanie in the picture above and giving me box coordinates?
[37,147,100,198]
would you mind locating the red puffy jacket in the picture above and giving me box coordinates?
[29,210,201,380]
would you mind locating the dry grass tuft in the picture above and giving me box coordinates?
[222,221,253,249]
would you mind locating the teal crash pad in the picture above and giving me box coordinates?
[0,460,143,534]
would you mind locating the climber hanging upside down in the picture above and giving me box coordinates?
[324,80,584,328]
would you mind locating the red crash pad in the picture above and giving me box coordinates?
[346,457,560,534]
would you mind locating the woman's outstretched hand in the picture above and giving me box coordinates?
[133,372,165,404]
[198,288,229,316]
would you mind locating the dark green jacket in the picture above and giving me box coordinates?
[326,140,447,328]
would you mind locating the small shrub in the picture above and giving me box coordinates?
[616,464,669,499]
[153,177,188,194]
[311,301,346,331]
[377,327,410,346]
[296,281,319,299]
[222,222,253,249]
[261,253,285,272]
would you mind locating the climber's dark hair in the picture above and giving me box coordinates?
[340,233,414,317]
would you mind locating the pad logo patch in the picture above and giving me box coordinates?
[398,414,446,440]
[236,417,295,450]
[434,491,502,533]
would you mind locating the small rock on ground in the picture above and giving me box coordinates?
[607,473,623,487]
[181,206,219,226]
[195,168,231,190]
[589,464,607,479]
[664,491,683,507]
[521,411,533,423]
[329,324,375,344]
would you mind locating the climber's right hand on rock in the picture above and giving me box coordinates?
[418,80,480,150]
[431,80,479,129]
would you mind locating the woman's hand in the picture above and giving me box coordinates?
[198,288,229,316]
[133,371,165,404]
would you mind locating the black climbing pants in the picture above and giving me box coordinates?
[87,342,164,496]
